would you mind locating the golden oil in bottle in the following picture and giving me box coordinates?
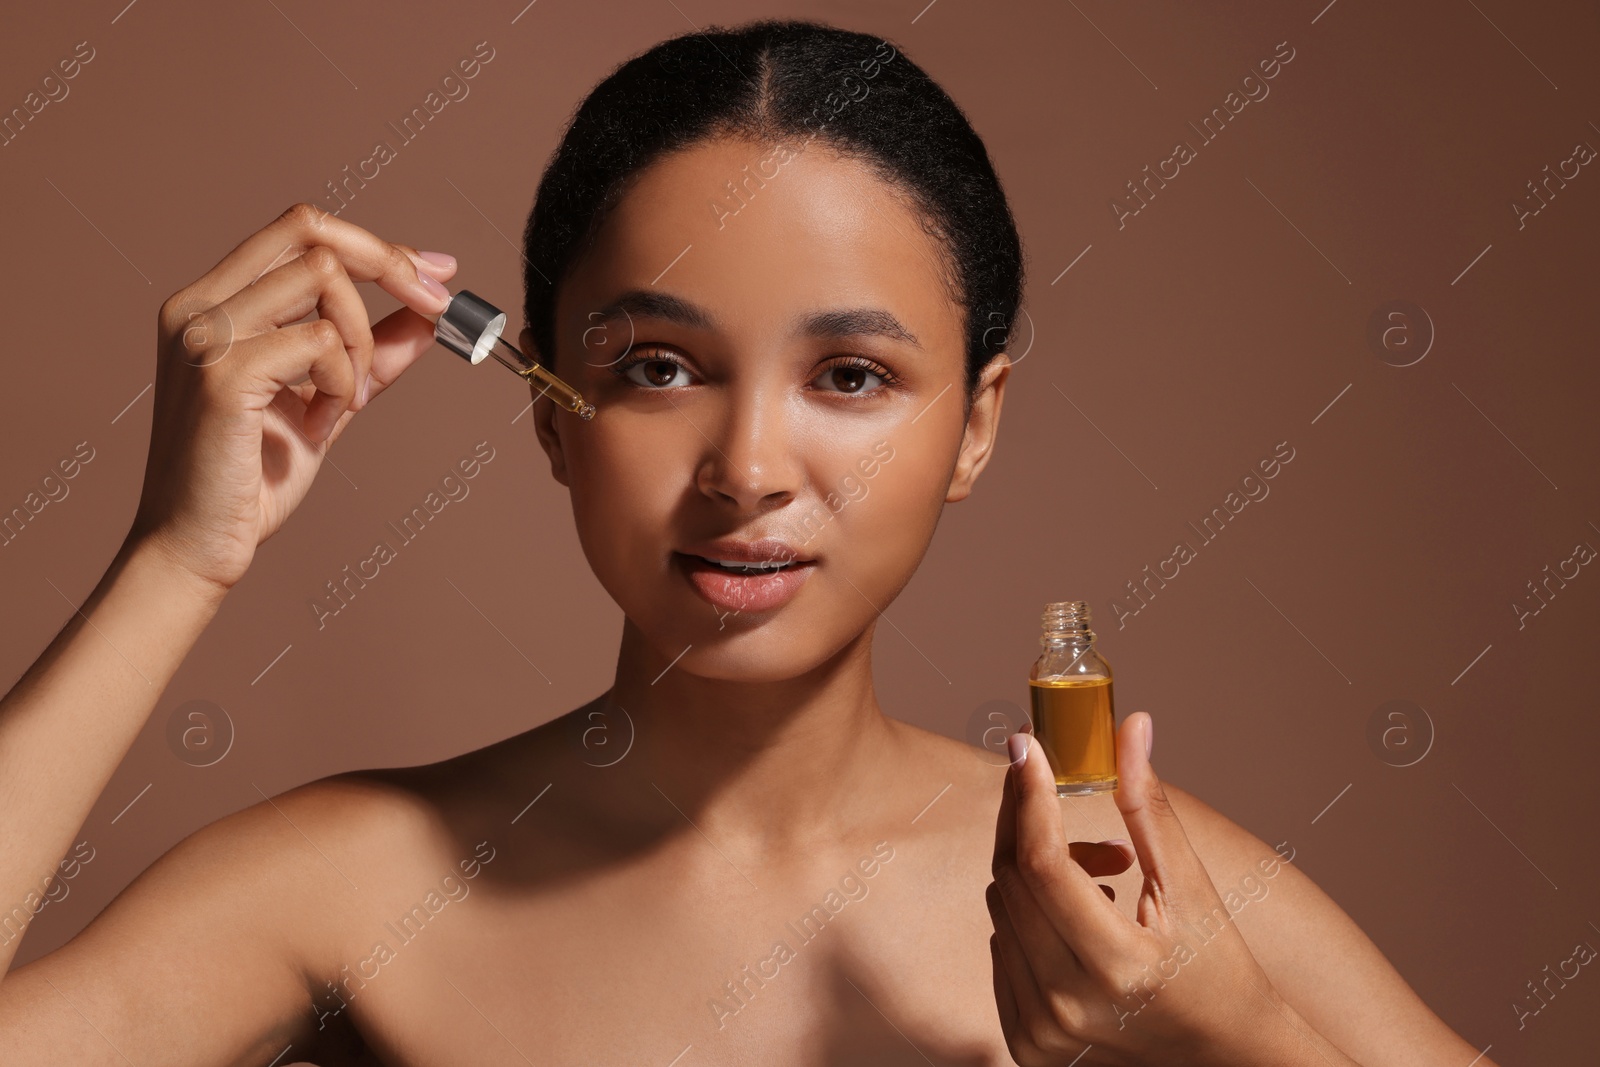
[1028,601,1118,796]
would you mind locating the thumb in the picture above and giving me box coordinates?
[1112,712,1203,895]
[364,305,438,402]
[322,306,436,446]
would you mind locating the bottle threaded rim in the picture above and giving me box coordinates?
[1041,600,1093,640]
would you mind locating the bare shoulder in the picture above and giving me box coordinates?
[880,716,1010,865]
[0,728,542,1067]
[1158,779,1294,881]
[277,723,559,895]
[885,715,1009,802]
[1156,779,1494,1067]
[0,768,436,1065]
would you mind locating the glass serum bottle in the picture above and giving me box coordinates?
[1028,601,1118,796]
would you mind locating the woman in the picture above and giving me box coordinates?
[0,18,1492,1067]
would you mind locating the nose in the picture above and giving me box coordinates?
[693,386,803,513]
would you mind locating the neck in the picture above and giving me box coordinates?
[597,617,900,850]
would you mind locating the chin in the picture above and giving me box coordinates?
[630,601,863,685]
[673,648,825,684]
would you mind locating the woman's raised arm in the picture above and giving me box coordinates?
[0,203,455,1061]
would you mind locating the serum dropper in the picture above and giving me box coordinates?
[434,289,596,420]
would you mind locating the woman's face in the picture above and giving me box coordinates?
[529,136,1009,682]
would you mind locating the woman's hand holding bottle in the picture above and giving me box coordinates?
[987,712,1359,1066]
[129,202,456,595]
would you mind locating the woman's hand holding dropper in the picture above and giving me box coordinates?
[130,202,456,595]
[987,712,1363,1066]
[0,203,455,981]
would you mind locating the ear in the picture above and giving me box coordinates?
[945,353,1010,503]
[522,326,570,488]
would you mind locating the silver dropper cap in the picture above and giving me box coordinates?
[435,289,507,366]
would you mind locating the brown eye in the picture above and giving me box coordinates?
[832,367,867,392]
[814,361,889,395]
[621,356,691,389]
[642,361,678,387]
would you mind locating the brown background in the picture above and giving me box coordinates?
[3,0,1596,1062]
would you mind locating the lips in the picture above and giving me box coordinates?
[679,537,813,566]
[673,539,817,614]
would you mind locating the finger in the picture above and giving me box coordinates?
[215,246,375,416]
[1008,732,1124,961]
[989,935,1020,1033]
[1113,712,1207,900]
[185,203,451,319]
[319,306,437,448]
[229,319,356,444]
[988,870,1089,994]
[986,882,1049,1033]
[992,729,1132,895]
[360,305,437,402]
[394,244,459,280]
[985,716,1036,876]
[992,732,1020,873]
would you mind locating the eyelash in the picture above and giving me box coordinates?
[609,346,902,394]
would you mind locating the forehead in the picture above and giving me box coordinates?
[557,137,965,353]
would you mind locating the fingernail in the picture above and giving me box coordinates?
[1007,733,1030,768]
[416,250,456,270]
[1103,838,1131,848]
[360,372,371,406]
[1144,716,1154,759]
[417,271,450,304]
[1019,719,1033,735]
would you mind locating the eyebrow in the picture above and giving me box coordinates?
[590,288,922,349]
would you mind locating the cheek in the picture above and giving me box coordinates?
[803,422,954,581]
[849,462,940,549]
[563,418,691,574]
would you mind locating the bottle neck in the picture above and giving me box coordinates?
[1040,600,1094,647]
[1040,631,1094,649]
